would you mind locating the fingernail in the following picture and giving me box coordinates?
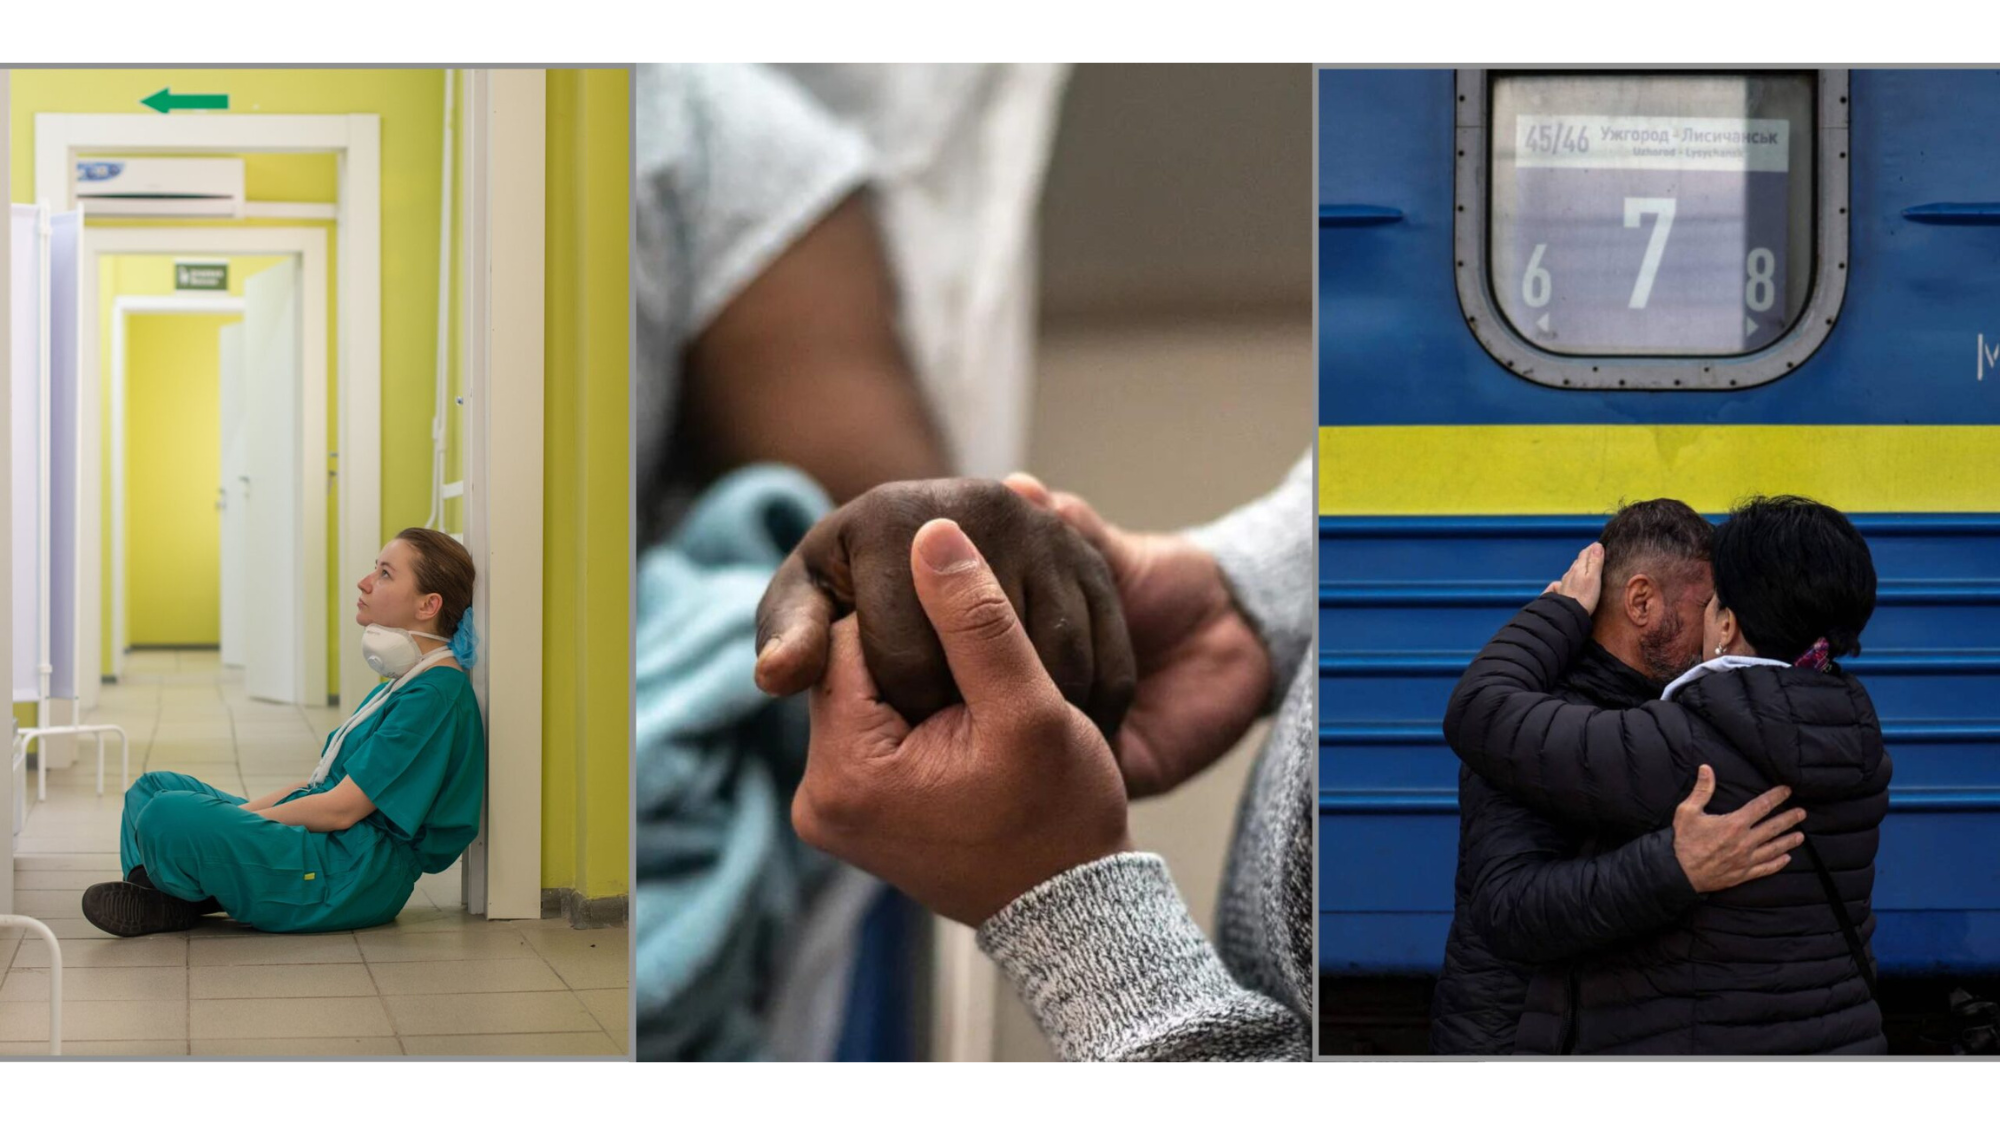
[759,636,782,660]
[916,519,979,573]
[1007,471,1049,499]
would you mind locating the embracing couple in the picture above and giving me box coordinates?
[1432,496,1890,1055]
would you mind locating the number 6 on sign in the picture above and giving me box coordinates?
[1522,243,1552,309]
[1623,197,1676,310]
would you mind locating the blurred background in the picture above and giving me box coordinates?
[1000,62,1311,1059]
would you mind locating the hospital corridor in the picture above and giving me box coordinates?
[4,66,634,1058]
[3,650,626,1056]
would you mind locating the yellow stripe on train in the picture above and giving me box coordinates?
[1319,426,2000,516]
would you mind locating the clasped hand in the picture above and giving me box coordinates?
[754,476,1274,924]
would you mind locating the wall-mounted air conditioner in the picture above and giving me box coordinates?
[73,158,245,218]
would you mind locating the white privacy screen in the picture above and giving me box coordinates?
[8,208,79,705]
[46,212,79,700]
[10,205,41,703]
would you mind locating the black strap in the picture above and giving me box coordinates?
[1801,835,1879,1003]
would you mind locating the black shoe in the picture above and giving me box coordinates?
[126,864,222,915]
[81,881,201,937]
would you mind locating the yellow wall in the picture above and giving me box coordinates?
[12,68,445,699]
[96,255,287,656]
[124,312,238,645]
[540,69,631,902]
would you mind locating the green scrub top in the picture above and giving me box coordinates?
[289,666,487,874]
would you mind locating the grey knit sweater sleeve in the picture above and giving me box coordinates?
[976,854,1308,1060]
[974,453,1317,1062]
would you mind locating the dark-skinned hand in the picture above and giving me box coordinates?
[754,478,1136,735]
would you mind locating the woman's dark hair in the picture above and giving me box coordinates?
[395,527,477,637]
[1711,496,1876,661]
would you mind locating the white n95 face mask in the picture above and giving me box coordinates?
[361,623,452,678]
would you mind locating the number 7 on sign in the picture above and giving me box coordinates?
[1623,197,1676,310]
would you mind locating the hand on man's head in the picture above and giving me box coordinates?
[754,478,1136,736]
[1550,542,1607,616]
[793,519,1132,926]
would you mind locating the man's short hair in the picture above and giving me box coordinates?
[1598,498,1714,593]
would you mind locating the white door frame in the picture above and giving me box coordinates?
[36,112,379,712]
[89,233,328,706]
[3,71,16,911]
[464,69,546,920]
[108,293,282,673]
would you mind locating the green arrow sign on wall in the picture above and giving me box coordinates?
[141,88,229,114]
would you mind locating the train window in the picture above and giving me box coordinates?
[1455,70,1849,390]
[1490,74,1812,356]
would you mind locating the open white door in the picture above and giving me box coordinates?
[240,260,302,704]
[217,322,247,668]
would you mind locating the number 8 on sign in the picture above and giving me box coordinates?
[1745,248,1775,313]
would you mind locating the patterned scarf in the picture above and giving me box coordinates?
[1795,636,1832,672]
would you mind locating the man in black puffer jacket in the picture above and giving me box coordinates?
[1430,499,1799,1054]
[1446,497,1890,1054]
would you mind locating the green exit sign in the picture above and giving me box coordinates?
[175,261,228,291]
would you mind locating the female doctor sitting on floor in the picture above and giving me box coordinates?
[80,528,488,937]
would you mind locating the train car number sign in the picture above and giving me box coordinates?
[1493,114,1794,357]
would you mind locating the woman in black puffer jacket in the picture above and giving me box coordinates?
[1444,496,1889,1054]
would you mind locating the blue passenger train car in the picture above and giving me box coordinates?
[1317,68,2000,1050]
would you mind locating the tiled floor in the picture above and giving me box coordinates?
[3,650,628,1057]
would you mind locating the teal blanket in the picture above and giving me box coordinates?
[633,464,831,1060]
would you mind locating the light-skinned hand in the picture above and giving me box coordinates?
[1004,474,1272,798]
[1672,765,1808,893]
[1545,542,1606,616]
[793,518,1133,926]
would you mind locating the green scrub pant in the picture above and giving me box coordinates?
[119,771,422,934]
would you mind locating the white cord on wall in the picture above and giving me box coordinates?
[427,69,456,530]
